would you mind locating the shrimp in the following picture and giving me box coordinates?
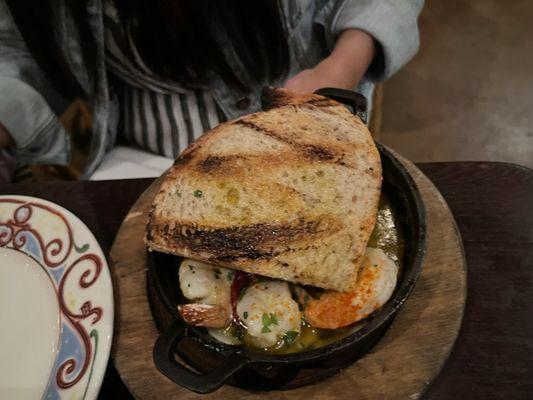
[237,280,301,348]
[177,259,234,328]
[304,247,398,329]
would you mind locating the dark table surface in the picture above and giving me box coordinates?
[1,161,532,400]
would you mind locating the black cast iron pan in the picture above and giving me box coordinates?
[147,88,427,393]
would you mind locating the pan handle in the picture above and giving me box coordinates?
[153,322,251,393]
[314,87,368,123]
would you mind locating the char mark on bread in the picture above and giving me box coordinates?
[197,155,225,173]
[148,217,340,262]
[304,145,335,161]
[235,120,343,165]
[235,119,291,144]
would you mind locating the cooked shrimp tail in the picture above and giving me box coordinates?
[178,303,229,328]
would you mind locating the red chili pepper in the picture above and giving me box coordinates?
[230,271,252,326]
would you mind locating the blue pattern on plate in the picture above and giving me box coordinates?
[20,231,42,262]
[43,319,87,399]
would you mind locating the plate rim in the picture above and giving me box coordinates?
[0,194,114,400]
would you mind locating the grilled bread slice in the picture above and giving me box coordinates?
[146,88,382,292]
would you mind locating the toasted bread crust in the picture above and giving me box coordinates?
[146,88,382,292]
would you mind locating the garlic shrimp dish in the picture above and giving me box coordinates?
[175,194,405,354]
[144,89,421,356]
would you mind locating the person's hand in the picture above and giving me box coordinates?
[284,62,357,94]
[0,122,12,148]
[284,29,375,94]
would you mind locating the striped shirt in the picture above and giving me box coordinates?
[103,2,225,158]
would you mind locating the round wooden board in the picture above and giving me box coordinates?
[110,153,467,400]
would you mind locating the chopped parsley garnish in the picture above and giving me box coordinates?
[227,271,234,281]
[243,311,248,319]
[261,313,279,333]
[261,326,271,333]
[175,189,181,197]
[193,189,203,198]
[373,264,378,268]
[283,331,299,345]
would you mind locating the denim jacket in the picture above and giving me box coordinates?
[0,0,423,177]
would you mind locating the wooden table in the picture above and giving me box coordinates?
[1,162,532,399]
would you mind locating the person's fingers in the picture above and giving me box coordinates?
[284,70,319,94]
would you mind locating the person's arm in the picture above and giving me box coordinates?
[285,0,424,94]
[285,29,375,94]
[0,0,70,164]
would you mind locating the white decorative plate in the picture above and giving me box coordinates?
[0,195,114,400]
